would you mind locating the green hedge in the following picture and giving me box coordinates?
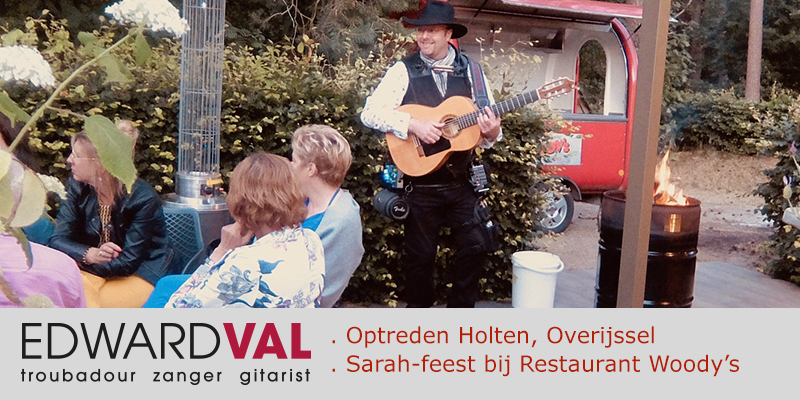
[661,88,792,154]
[3,18,553,305]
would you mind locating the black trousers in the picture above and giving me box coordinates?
[403,183,486,308]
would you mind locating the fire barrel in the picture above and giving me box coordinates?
[595,190,701,308]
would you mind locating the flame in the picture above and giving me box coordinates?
[654,150,688,206]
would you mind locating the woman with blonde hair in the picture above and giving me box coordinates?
[291,124,364,307]
[49,120,178,307]
[166,152,325,308]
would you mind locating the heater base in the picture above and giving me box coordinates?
[162,193,231,248]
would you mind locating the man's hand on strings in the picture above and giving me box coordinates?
[408,118,444,144]
[478,107,501,140]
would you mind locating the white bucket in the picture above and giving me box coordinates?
[512,251,565,308]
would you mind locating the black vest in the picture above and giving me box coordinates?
[401,51,474,185]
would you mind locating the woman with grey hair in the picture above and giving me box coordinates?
[291,124,364,307]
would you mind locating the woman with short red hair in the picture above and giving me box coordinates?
[166,152,325,308]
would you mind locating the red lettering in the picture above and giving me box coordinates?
[223,323,255,359]
[252,323,287,359]
[521,355,533,372]
[544,139,571,155]
[291,323,310,359]
[225,323,307,359]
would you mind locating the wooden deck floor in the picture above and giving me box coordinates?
[345,262,800,308]
[551,261,800,308]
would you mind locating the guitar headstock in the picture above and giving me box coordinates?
[537,77,577,100]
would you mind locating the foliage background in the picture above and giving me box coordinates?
[9,0,800,288]
[756,102,800,284]
[2,16,553,305]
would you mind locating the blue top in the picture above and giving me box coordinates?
[302,213,324,231]
[301,189,340,231]
[22,215,54,245]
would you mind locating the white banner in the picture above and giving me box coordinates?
[1,309,796,398]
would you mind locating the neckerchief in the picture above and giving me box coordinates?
[420,45,456,97]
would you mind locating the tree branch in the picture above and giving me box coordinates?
[46,106,86,120]
[7,30,136,153]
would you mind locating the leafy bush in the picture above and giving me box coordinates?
[2,17,181,192]
[3,17,554,305]
[756,98,800,284]
[660,88,791,154]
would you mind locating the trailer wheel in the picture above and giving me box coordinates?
[540,186,575,233]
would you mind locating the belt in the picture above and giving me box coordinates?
[406,182,466,189]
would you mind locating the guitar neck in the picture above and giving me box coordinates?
[454,89,540,130]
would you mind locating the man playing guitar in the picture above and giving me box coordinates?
[360,0,501,308]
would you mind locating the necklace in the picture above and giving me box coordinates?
[98,203,112,244]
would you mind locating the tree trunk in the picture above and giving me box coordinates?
[745,0,764,102]
[688,0,705,85]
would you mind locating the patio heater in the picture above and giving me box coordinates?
[163,0,230,246]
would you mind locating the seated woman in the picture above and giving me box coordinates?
[0,156,86,308]
[49,121,176,308]
[291,124,364,307]
[165,152,325,308]
[144,126,363,308]
[1,230,86,308]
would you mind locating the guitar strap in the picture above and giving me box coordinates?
[467,56,492,192]
[469,57,490,109]
[464,61,499,250]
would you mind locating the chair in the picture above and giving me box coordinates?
[163,206,205,275]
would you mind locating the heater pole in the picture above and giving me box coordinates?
[617,0,671,308]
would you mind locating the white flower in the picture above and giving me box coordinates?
[105,0,189,37]
[0,46,56,87]
[36,173,67,200]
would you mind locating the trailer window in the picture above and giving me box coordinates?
[576,40,606,115]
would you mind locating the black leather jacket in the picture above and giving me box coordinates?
[49,178,176,285]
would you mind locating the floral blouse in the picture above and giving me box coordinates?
[166,226,325,308]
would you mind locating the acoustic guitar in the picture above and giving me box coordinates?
[386,77,576,177]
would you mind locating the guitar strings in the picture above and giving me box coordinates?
[453,91,538,129]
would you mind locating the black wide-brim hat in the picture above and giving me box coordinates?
[402,1,468,39]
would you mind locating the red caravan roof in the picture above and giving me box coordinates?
[450,0,643,22]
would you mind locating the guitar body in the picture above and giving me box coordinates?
[382,77,576,176]
[386,96,481,177]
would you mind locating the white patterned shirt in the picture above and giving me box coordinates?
[166,226,325,308]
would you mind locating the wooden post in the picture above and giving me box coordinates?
[616,0,671,308]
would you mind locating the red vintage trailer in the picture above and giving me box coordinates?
[447,0,642,232]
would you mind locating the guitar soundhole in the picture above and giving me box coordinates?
[440,115,459,139]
